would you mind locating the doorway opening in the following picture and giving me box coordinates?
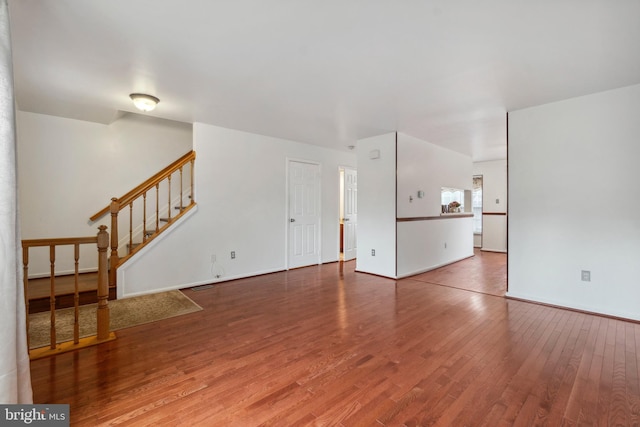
[339,167,357,262]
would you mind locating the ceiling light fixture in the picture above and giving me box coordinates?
[129,93,159,112]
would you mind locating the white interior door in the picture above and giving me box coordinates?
[342,168,357,261]
[288,161,320,269]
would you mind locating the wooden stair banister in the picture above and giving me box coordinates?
[89,150,196,292]
[23,225,115,359]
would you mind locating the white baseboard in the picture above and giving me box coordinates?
[481,248,507,253]
[118,266,285,299]
[396,254,475,279]
[505,291,640,322]
[27,267,98,279]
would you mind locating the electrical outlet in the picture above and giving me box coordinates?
[231,251,236,259]
[581,270,591,282]
[211,254,216,263]
[371,249,376,256]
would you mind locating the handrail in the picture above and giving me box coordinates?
[23,225,112,358]
[22,236,99,247]
[89,151,196,222]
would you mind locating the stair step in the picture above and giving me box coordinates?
[145,229,155,236]
[127,242,141,251]
[28,288,117,313]
[160,203,191,222]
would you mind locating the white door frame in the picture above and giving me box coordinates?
[286,158,322,269]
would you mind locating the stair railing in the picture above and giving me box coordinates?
[22,225,112,358]
[89,150,196,290]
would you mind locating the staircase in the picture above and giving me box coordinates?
[89,150,197,296]
[22,151,197,357]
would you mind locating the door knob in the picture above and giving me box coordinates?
[290,218,296,222]
[344,218,350,221]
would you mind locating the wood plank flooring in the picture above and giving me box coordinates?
[29,256,640,426]
[410,248,506,297]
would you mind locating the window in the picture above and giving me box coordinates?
[472,176,483,233]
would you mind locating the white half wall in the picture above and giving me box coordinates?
[17,111,193,276]
[355,133,397,278]
[473,159,507,252]
[397,217,473,278]
[508,83,640,321]
[118,123,356,297]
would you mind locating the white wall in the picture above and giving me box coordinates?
[397,133,472,218]
[508,83,640,321]
[118,123,356,297]
[355,133,397,278]
[396,133,474,277]
[17,112,192,276]
[473,159,507,252]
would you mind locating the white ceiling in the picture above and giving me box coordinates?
[8,1,640,161]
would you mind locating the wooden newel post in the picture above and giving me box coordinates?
[97,225,110,341]
[109,197,119,289]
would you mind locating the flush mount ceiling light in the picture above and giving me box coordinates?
[129,93,159,112]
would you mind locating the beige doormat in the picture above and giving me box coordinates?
[29,290,202,349]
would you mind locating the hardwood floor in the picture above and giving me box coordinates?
[30,256,640,426]
[410,248,506,297]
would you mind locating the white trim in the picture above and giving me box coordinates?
[27,267,98,279]
[395,254,475,279]
[481,248,507,253]
[119,266,285,299]
[354,269,398,280]
[505,291,640,322]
